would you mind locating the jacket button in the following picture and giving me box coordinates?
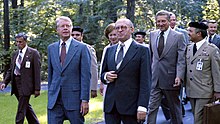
[190,78,193,81]
[191,62,193,64]
[61,74,64,77]
[190,70,192,72]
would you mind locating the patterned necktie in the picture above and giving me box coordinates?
[60,42,66,66]
[158,31,164,57]
[116,43,125,66]
[14,50,22,75]
[193,43,197,56]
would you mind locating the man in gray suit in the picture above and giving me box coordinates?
[186,22,220,124]
[147,10,186,124]
[72,26,98,98]
[47,16,91,124]
[207,20,220,49]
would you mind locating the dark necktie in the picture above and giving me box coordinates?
[193,43,197,56]
[60,42,66,66]
[116,43,125,66]
[158,31,164,57]
[209,35,212,43]
[15,50,22,75]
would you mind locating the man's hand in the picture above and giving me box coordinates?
[99,82,104,96]
[214,92,220,101]
[34,91,40,98]
[80,101,89,116]
[106,71,117,82]
[91,90,97,98]
[173,77,181,87]
[0,83,5,90]
[137,111,146,123]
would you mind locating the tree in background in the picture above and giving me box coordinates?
[202,0,219,21]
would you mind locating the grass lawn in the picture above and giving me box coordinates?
[0,90,104,124]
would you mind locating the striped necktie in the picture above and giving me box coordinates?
[116,43,125,68]
[14,50,22,75]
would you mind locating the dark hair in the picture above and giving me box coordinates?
[15,32,28,41]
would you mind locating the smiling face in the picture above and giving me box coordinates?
[207,22,218,35]
[135,34,145,44]
[56,18,72,41]
[108,29,118,45]
[156,15,170,31]
[115,19,134,42]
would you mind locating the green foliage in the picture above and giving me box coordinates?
[202,0,220,21]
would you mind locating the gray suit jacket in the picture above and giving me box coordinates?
[47,38,91,110]
[186,41,220,98]
[85,44,98,91]
[175,27,189,44]
[149,29,186,90]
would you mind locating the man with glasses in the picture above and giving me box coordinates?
[101,18,151,124]
[72,26,98,98]
[0,32,41,124]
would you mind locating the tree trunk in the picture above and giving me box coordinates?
[126,0,135,23]
[3,0,10,77]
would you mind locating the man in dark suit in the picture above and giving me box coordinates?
[71,26,98,98]
[101,18,152,124]
[147,10,186,124]
[47,16,91,124]
[207,20,220,49]
[0,32,41,124]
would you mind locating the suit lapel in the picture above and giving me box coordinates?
[61,39,78,71]
[151,31,160,59]
[160,30,175,58]
[116,41,138,73]
[52,42,62,71]
[21,47,31,69]
[191,41,208,62]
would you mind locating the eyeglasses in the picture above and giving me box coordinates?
[115,26,129,31]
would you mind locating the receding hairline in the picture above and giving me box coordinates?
[115,18,134,28]
[155,10,170,21]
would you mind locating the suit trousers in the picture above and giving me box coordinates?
[14,76,39,124]
[147,86,182,124]
[105,104,138,124]
[48,91,84,124]
[189,98,211,124]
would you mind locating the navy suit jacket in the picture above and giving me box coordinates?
[47,38,91,110]
[101,40,152,115]
[211,34,220,49]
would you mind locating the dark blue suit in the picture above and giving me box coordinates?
[101,40,151,124]
[47,38,91,124]
[210,34,220,49]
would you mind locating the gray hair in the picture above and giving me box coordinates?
[156,10,170,21]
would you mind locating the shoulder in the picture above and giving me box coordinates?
[28,47,39,53]
[48,41,59,48]
[208,43,218,50]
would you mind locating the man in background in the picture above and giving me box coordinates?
[207,20,220,49]
[134,31,149,47]
[0,32,41,124]
[72,26,98,98]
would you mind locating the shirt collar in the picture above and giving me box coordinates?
[118,37,132,49]
[59,37,72,47]
[20,45,28,54]
[195,38,206,50]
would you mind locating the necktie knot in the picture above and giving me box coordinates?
[61,42,66,46]
[160,31,164,36]
[209,35,212,43]
[120,43,125,47]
